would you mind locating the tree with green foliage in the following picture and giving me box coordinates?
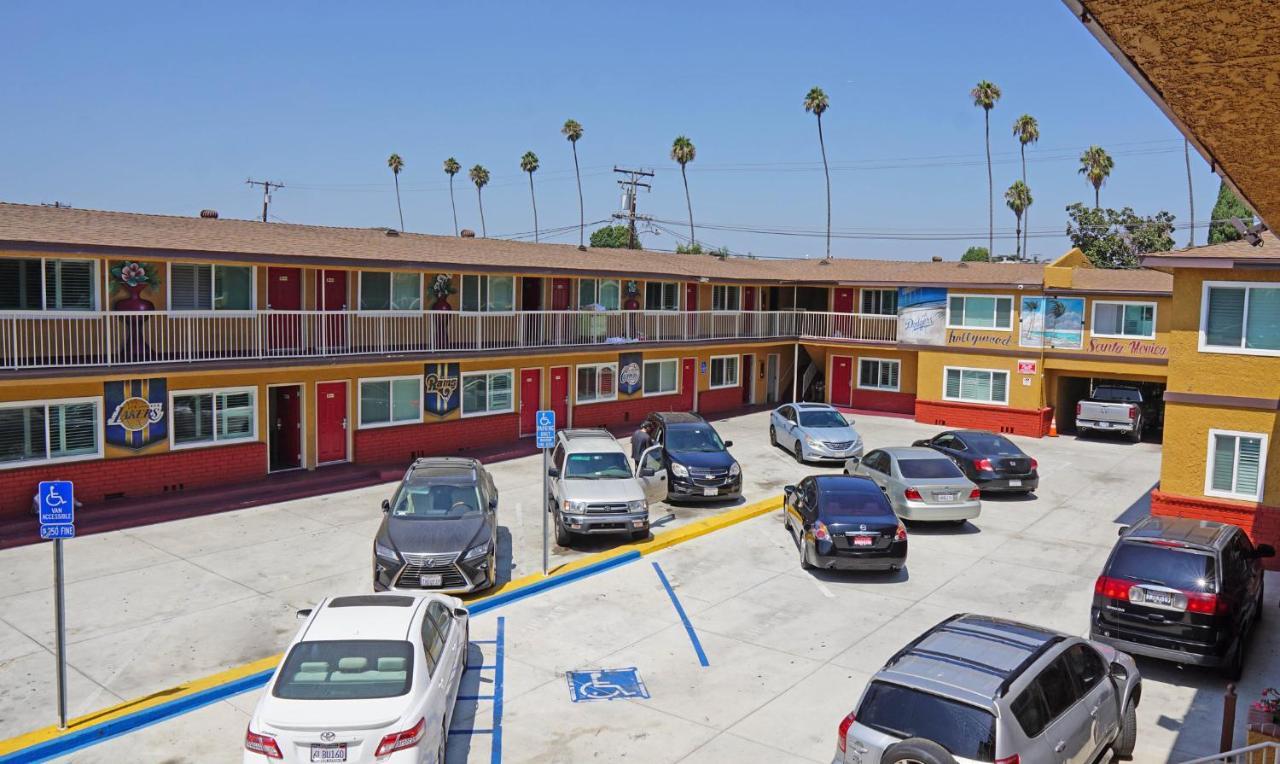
[803,86,831,261]
[562,119,585,249]
[468,165,490,237]
[1078,145,1114,208]
[1012,114,1039,258]
[1004,181,1032,260]
[387,153,405,232]
[961,246,990,262]
[671,136,697,246]
[590,224,633,249]
[971,80,1001,260]
[1064,203,1174,268]
[1208,180,1255,244]
[443,158,461,236]
[676,242,704,254]
[520,151,540,243]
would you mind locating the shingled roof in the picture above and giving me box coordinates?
[1142,233,1280,267]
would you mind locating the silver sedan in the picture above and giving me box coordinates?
[769,403,863,463]
[845,446,981,525]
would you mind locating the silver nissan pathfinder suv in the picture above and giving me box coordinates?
[547,429,650,546]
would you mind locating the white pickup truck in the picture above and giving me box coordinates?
[1076,384,1157,442]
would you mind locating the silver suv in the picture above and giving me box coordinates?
[547,429,650,546]
[834,614,1140,764]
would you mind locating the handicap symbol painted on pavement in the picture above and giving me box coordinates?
[566,668,650,703]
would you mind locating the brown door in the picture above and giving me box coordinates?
[520,368,541,437]
[267,268,302,353]
[550,366,570,429]
[316,382,348,463]
[316,270,348,350]
[270,385,303,471]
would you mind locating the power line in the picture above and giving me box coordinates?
[612,166,654,249]
[245,179,284,223]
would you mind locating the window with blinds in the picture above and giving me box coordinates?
[461,275,514,311]
[1204,284,1280,352]
[360,272,420,311]
[859,359,900,391]
[359,377,422,427]
[0,258,96,311]
[861,289,898,316]
[1208,431,1265,500]
[461,371,514,415]
[645,282,679,311]
[712,285,741,311]
[643,359,678,395]
[948,295,1013,330]
[0,399,101,466]
[710,356,739,388]
[170,264,252,310]
[576,364,617,403]
[172,389,256,447]
[944,368,1008,405]
[1092,302,1155,339]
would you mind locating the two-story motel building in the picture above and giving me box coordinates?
[0,203,1175,526]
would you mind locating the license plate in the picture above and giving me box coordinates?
[311,744,347,762]
[936,493,956,502]
[1008,479,1022,487]
[1142,589,1174,607]
[1097,421,1112,428]
[852,535,874,546]
[419,574,443,587]
[703,487,718,496]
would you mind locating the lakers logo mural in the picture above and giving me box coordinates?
[104,378,168,454]
[424,363,461,417]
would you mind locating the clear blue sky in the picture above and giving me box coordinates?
[0,1,1218,261]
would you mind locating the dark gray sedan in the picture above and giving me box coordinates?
[373,456,499,594]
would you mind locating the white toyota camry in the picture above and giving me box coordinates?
[244,593,469,763]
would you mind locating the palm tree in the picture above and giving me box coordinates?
[1078,145,1114,208]
[803,87,832,261]
[1184,138,1195,247]
[1004,180,1032,260]
[443,157,461,236]
[469,165,490,237]
[387,153,405,232]
[562,119,585,250]
[970,80,1002,258]
[670,136,697,247]
[520,151,541,243]
[1012,114,1039,259]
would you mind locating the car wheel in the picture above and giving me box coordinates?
[798,537,813,569]
[1113,699,1138,758]
[769,425,777,446]
[1129,417,1143,443]
[554,516,571,547]
[794,441,806,464]
[881,738,958,764]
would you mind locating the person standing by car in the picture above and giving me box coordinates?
[630,423,652,466]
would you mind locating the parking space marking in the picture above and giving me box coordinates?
[451,616,505,764]
[652,562,710,667]
[811,579,836,599]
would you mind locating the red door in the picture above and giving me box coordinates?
[550,366,570,429]
[833,288,854,313]
[520,368,542,437]
[680,358,696,411]
[316,270,348,350]
[741,355,754,404]
[551,278,571,310]
[685,283,698,311]
[267,267,302,352]
[830,356,853,407]
[316,382,348,463]
[270,386,302,471]
[743,287,756,311]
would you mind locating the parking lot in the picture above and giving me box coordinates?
[0,407,1272,762]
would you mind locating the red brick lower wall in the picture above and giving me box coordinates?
[573,392,684,428]
[0,442,266,520]
[353,414,521,465]
[851,389,916,415]
[915,399,1052,438]
[699,386,743,415]
[1151,489,1280,570]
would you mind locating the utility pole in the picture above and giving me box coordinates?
[612,166,654,249]
[246,179,285,223]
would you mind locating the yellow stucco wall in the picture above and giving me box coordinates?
[1161,402,1280,503]
[916,349,1044,410]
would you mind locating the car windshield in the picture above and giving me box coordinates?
[798,410,848,428]
[961,432,1021,455]
[820,489,892,518]
[1108,542,1216,592]
[898,458,964,479]
[565,452,633,479]
[274,640,414,700]
[856,681,996,762]
[1092,387,1141,402]
[666,426,725,452]
[392,484,483,519]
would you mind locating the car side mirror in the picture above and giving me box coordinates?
[296,608,313,620]
[723,440,734,448]
[639,467,655,477]
[381,499,390,513]
[1108,661,1129,682]
[547,467,560,478]
[489,496,499,509]
[453,607,469,619]
[1257,544,1276,559]
[1117,525,1130,537]
[911,439,928,447]
[783,485,796,495]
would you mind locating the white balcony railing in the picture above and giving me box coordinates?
[0,309,898,370]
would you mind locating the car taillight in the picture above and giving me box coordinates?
[1127,404,1137,421]
[837,711,856,752]
[969,487,981,499]
[813,521,831,542]
[995,756,1021,764]
[895,523,907,541]
[245,728,282,759]
[376,717,425,757]
[1186,591,1228,616]
[904,487,923,501]
[1095,575,1133,601]
[973,457,993,471]
[1075,401,1082,417]
[1029,458,1038,471]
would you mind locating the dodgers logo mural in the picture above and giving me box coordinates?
[424,362,460,417]
[897,287,947,346]
[618,352,642,395]
[105,378,167,454]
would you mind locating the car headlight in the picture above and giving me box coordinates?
[462,541,491,561]
[627,499,647,513]
[729,461,741,477]
[374,539,400,562]
[805,435,819,447]
[562,500,589,514]
[670,462,689,478]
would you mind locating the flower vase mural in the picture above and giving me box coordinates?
[110,261,161,361]
[430,274,457,349]
[1250,687,1280,727]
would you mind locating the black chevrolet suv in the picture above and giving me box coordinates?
[640,412,742,502]
[1091,516,1274,678]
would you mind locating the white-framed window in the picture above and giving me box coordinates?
[858,358,900,391]
[169,263,255,311]
[709,355,739,388]
[358,376,423,428]
[0,258,99,311]
[642,359,678,395]
[359,271,421,311]
[712,285,741,311]
[1092,301,1156,339]
[860,288,898,316]
[1205,429,1267,501]
[645,281,680,311]
[947,294,1013,330]
[1200,281,1280,355]
[462,370,514,416]
[943,367,1008,405]
[576,363,617,403]
[578,279,620,310]
[170,387,257,448]
[461,274,515,312]
[0,397,103,468]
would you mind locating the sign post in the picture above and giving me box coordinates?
[38,480,75,730]
[535,410,556,576]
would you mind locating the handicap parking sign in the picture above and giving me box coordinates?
[38,481,75,525]
[535,409,556,449]
[566,668,650,702]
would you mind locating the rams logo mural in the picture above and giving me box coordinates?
[424,362,461,417]
[105,378,168,455]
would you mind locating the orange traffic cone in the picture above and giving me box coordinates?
[1048,416,1059,437]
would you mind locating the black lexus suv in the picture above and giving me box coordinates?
[1090,516,1274,678]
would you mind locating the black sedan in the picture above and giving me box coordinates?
[783,475,907,572]
[912,429,1039,494]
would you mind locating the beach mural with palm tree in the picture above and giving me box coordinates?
[1019,296,1084,349]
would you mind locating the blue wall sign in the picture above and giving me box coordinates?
[566,668,649,702]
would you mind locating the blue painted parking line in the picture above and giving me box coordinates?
[465,664,497,671]
[456,694,495,701]
[652,562,709,667]
[448,616,506,763]
[448,728,494,735]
